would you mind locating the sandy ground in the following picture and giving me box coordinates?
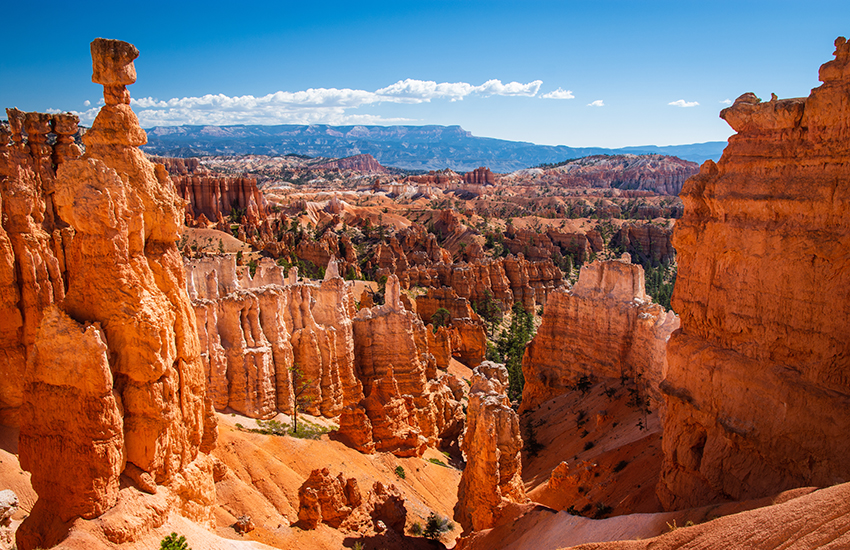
[211,412,463,549]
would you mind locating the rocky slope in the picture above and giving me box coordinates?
[2,39,217,549]
[514,155,699,195]
[658,36,850,510]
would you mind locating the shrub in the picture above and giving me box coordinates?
[394,465,406,479]
[423,512,454,540]
[613,460,629,473]
[410,522,423,535]
[160,533,191,550]
[428,458,449,468]
[583,441,595,451]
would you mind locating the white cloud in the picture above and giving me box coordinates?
[542,88,575,100]
[83,100,91,107]
[587,99,604,107]
[669,99,699,107]
[54,78,543,127]
[720,98,732,105]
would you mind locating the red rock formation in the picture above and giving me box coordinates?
[336,275,465,455]
[612,222,675,266]
[187,256,359,419]
[297,468,407,534]
[463,166,496,185]
[312,153,388,173]
[415,287,487,367]
[520,259,679,413]
[3,39,216,549]
[151,155,267,226]
[658,38,850,510]
[537,154,698,195]
[455,362,527,533]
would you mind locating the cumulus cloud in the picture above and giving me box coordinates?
[720,98,732,105]
[669,99,699,107]
[83,100,91,107]
[57,78,544,126]
[587,99,604,107]
[541,88,575,100]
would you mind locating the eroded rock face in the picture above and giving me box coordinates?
[454,362,527,533]
[336,275,465,456]
[152,156,267,227]
[658,37,850,509]
[3,38,217,550]
[520,259,679,413]
[187,256,359,418]
[297,468,406,534]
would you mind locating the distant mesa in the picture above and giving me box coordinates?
[140,122,726,171]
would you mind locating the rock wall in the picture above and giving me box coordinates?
[189,263,464,457]
[188,256,359,418]
[152,156,267,226]
[658,38,850,509]
[539,154,698,195]
[454,362,527,533]
[336,275,465,456]
[2,39,216,549]
[520,259,679,413]
[414,287,487,367]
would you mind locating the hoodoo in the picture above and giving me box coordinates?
[2,39,217,549]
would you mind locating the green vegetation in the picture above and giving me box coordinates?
[427,457,449,468]
[289,364,313,435]
[423,512,454,540]
[430,307,452,332]
[394,465,406,479]
[492,303,536,402]
[239,417,330,440]
[160,533,191,550]
[472,290,504,331]
[644,262,676,310]
[523,418,544,457]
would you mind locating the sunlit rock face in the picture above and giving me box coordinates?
[658,37,850,510]
[2,38,217,549]
[520,258,678,414]
[454,362,527,533]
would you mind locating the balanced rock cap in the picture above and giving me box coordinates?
[90,38,139,86]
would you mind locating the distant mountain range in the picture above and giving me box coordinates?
[140,124,726,173]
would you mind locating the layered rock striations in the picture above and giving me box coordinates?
[152,155,267,226]
[188,260,464,457]
[658,37,850,509]
[188,256,360,419]
[454,362,527,533]
[520,259,679,413]
[2,38,217,549]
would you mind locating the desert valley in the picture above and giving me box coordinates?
[2,28,850,550]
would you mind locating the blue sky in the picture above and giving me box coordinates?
[2,1,848,147]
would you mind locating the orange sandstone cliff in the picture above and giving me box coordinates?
[658,36,850,509]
